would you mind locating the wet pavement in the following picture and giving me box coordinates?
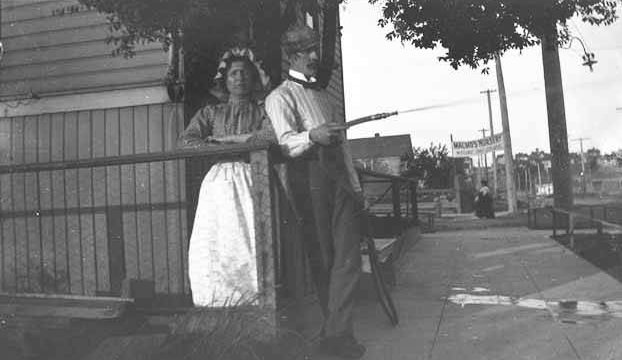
[349,226,622,360]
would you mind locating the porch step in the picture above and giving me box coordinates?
[0,293,133,320]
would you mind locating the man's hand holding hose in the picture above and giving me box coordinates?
[310,110,403,147]
[309,123,347,146]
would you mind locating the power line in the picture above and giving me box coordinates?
[569,19,591,53]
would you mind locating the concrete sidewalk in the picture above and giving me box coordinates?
[348,227,622,360]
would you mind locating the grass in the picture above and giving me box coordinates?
[553,233,622,283]
[1,296,310,360]
[150,299,310,360]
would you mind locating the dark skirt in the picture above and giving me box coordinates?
[474,192,495,219]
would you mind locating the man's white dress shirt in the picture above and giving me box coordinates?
[266,70,361,192]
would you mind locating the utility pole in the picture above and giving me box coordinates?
[478,128,489,181]
[542,20,573,209]
[481,89,498,196]
[494,53,517,213]
[572,137,590,195]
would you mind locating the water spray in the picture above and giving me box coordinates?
[345,99,475,128]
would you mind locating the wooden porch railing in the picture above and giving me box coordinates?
[549,207,622,250]
[0,145,424,327]
[528,204,622,230]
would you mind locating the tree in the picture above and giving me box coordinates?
[528,148,550,185]
[369,0,617,70]
[402,143,452,189]
[370,0,618,209]
[514,152,531,191]
[586,147,601,172]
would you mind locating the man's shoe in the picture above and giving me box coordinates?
[320,335,366,359]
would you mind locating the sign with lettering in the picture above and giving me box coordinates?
[452,133,504,156]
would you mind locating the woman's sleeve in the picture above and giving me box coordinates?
[177,106,213,148]
[247,109,277,144]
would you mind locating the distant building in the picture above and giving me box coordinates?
[600,153,622,167]
[349,133,413,176]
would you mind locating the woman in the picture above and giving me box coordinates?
[475,180,495,219]
[178,48,275,307]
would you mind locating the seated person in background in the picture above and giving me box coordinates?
[178,47,275,307]
[475,180,495,219]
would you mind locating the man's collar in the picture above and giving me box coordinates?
[289,69,317,83]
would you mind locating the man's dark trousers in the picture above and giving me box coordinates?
[290,146,362,338]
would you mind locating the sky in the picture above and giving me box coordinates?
[340,1,622,155]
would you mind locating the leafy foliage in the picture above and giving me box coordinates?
[78,0,264,57]
[402,143,452,189]
[369,0,618,70]
[586,147,601,172]
[77,0,286,108]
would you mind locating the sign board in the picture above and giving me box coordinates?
[452,133,504,157]
[536,183,554,196]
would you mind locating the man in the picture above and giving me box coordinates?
[265,25,366,359]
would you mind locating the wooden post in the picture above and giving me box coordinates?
[495,54,518,214]
[568,212,575,249]
[484,89,498,196]
[409,181,419,225]
[392,180,402,234]
[250,149,277,336]
[435,196,442,218]
[533,208,538,229]
[551,209,557,239]
[453,158,463,213]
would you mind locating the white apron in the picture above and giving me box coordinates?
[188,162,258,307]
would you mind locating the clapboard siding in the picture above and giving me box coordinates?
[0,65,166,98]
[1,49,166,82]
[0,0,169,99]
[4,25,108,52]
[3,9,105,37]
[320,11,346,122]
[0,103,189,298]
[2,42,162,68]
[3,0,79,16]
[326,22,346,122]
